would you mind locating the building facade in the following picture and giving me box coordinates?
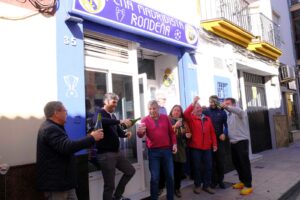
[0,0,297,199]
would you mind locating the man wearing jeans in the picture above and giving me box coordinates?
[95,93,135,200]
[222,97,253,195]
[184,96,217,195]
[137,100,177,200]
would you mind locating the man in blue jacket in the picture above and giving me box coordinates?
[203,95,228,189]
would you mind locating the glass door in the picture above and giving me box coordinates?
[112,73,137,163]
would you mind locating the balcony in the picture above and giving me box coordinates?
[200,0,282,60]
[290,0,300,6]
[247,13,282,60]
[200,0,254,47]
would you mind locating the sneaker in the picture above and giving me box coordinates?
[174,190,182,198]
[240,187,253,195]
[232,182,244,189]
[203,187,215,194]
[193,186,201,194]
[219,182,226,189]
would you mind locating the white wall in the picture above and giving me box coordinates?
[271,0,297,66]
[0,3,57,166]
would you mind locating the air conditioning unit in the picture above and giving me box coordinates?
[280,65,295,82]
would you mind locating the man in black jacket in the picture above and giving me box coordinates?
[203,95,228,189]
[36,101,104,200]
[96,93,135,200]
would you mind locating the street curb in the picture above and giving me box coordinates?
[278,180,300,200]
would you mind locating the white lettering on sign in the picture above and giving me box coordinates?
[131,13,170,36]
[113,0,134,11]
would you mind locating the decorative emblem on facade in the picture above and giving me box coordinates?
[174,29,182,40]
[163,68,174,87]
[64,75,79,98]
[79,0,105,14]
[116,7,126,22]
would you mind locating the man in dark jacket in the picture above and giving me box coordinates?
[203,95,228,189]
[95,93,135,200]
[36,101,104,200]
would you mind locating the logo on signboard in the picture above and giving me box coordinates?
[79,0,106,14]
[185,24,198,44]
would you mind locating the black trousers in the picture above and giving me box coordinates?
[231,140,252,188]
[212,139,225,185]
[97,152,136,200]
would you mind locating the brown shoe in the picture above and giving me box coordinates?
[193,186,201,194]
[203,187,215,194]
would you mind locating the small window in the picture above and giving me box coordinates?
[138,58,156,80]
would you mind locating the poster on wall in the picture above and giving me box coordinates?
[214,76,232,102]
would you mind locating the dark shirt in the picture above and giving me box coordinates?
[95,108,127,154]
[203,107,228,137]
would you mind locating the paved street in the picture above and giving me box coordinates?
[159,139,300,200]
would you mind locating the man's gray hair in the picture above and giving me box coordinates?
[148,100,159,108]
[103,93,119,103]
[44,101,64,118]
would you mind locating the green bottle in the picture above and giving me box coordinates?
[120,117,141,130]
[214,99,222,109]
[94,113,103,130]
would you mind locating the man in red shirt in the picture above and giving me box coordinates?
[137,100,177,200]
[184,96,217,195]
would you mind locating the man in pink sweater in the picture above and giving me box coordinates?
[137,100,177,200]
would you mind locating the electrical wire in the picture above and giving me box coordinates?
[0,0,57,20]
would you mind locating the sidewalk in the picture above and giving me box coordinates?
[160,140,300,200]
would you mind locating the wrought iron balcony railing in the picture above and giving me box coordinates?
[200,0,251,32]
[248,13,281,48]
[290,0,300,6]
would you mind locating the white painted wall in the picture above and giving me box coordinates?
[0,3,57,166]
[271,0,297,66]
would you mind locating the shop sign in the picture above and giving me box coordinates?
[70,0,198,49]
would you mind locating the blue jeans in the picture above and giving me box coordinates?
[190,148,212,188]
[148,149,174,200]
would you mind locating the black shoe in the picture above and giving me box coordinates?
[219,182,226,189]
[210,183,217,189]
[203,187,215,194]
[175,190,182,198]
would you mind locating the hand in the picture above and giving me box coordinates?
[120,119,132,128]
[220,102,227,109]
[193,96,200,105]
[91,129,104,141]
[185,132,192,139]
[213,146,218,152]
[137,123,146,133]
[174,120,182,128]
[125,131,132,139]
[172,144,177,154]
[219,133,226,141]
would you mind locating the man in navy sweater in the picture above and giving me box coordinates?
[203,95,228,189]
[95,93,135,200]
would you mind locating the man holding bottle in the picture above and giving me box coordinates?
[36,101,104,200]
[95,93,135,200]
